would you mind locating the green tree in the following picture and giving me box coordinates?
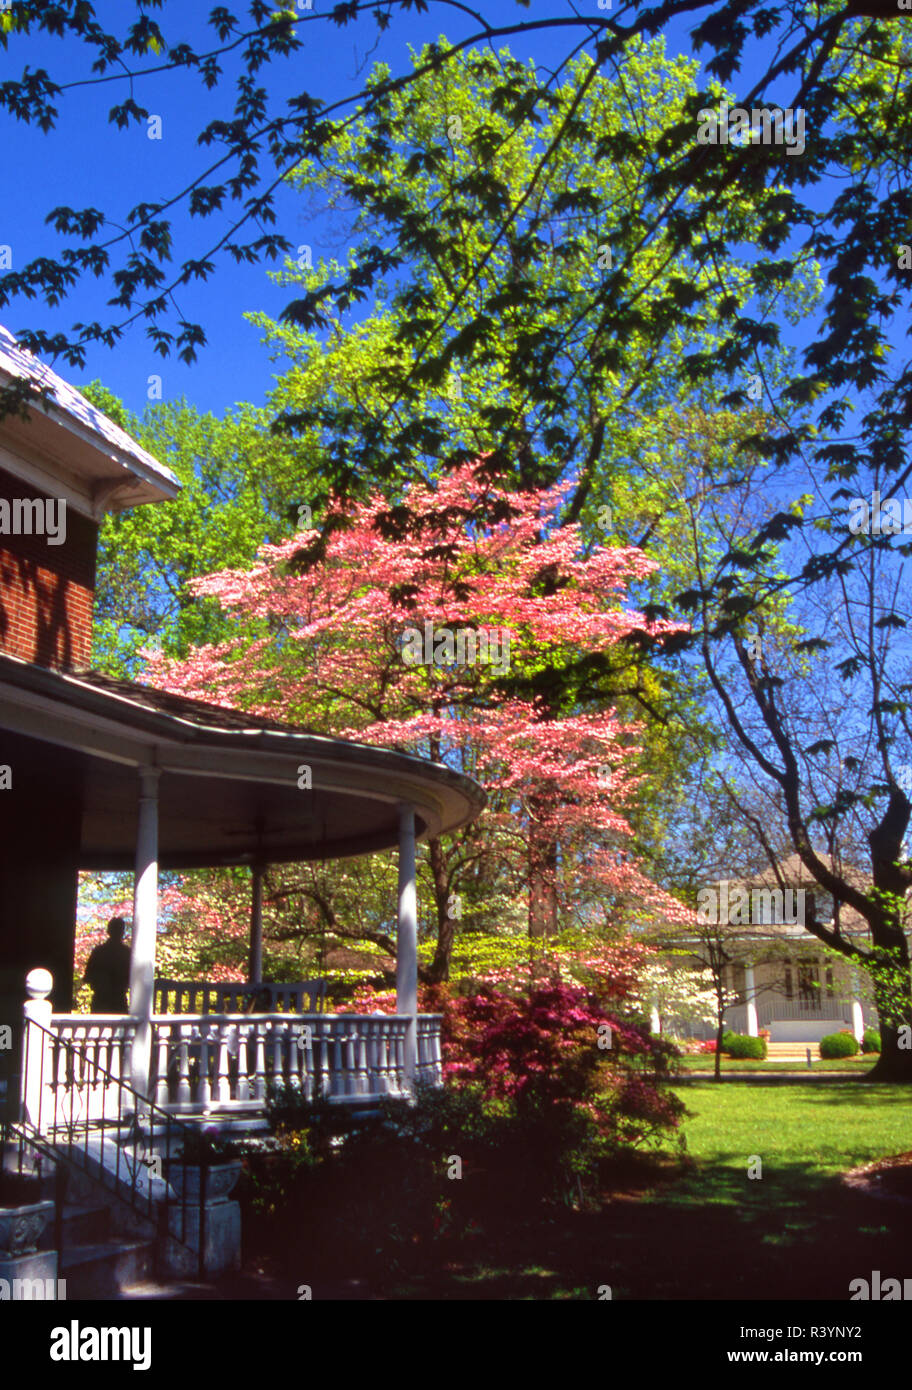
[80,386,312,674]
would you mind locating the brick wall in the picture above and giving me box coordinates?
[0,464,97,669]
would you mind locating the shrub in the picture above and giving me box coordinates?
[861,1028,881,1054]
[440,980,685,1154]
[720,1029,737,1050]
[819,1031,860,1058]
[725,1034,767,1060]
[699,1039,717,1054]
[241,976,690,1278]
[241,1082,621,1277]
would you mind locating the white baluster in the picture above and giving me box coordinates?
[317,1020,330,1099]
[217,1026,231,1103]
[331,1024,344,1097]
[154,1025,170,1107]
[271,1023,284,1094]
[177,1025,192,1105]
[432,1019,442,1084]
[198,1020,212,1110]
[355,1024,369,1096]
[55,1035,69,1128]
[300,1020,313,1101]
[237,1025,250,1102]
[254,1023,267,1101]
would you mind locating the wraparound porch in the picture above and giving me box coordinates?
[20,973,443,1130]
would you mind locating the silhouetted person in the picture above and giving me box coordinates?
[84,917,131,1013]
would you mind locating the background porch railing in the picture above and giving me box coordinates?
[756,997,853,1027]
[153,978,326,1014]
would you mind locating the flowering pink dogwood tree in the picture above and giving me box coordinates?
[146,462,690,979]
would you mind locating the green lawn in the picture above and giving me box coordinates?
[396,1080,912,1300]
[675,1054,875,1072]
[669,1079,910,1192]
[246,1078,912,1300]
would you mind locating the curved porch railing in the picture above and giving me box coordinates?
[47,1012,444,1117]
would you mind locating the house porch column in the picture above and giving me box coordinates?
[850,968,865,1043]
[248,862,265,985]
[397,804,418,1089]
[744,962,759,1036]
[129,767,160,1099]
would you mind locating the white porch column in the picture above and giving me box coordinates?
[649,1003,661,1034]
[396,804,418,1089]
[850,969,865,1043]
[744,963,759,1037]
[248,862,264,985]
[129,767,160,1099]
[745,967,756,1034]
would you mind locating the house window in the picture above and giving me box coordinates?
[825,967,835,999]
[798,963,820,1010]
[733,963,746,1004]
[784,966,793,1000]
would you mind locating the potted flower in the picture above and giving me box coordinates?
[0,1170,54,1257]
[163,1129,242,1206]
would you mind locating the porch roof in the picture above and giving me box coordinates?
[0,323,179,515]
[0,652,485,867]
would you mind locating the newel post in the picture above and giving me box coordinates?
[22,968,54,1130]
[130,766,160,1099]
[396,804,418,1090]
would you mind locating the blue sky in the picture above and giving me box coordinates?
[1,1,815,419]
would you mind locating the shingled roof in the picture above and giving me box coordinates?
[0,323,178,500]
[72,668,318,737]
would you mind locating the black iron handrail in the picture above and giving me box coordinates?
[11,1016,213,1281]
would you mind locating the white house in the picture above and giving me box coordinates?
[653,855,879,1043]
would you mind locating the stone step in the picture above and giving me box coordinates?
[59,1201,112,1246]
[60,1238,156,1299]
[766,1042,820,1058]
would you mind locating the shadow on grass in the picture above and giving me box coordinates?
[380,1161,903,1300]
[246,1148,904,1301]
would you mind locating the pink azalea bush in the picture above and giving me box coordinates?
[350,946,684,1157]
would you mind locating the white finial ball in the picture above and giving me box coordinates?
[25,968,53,999]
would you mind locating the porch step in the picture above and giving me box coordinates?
[58,1201,113,1246]
[60,1237,156,1299]
[765,1041,820,1060]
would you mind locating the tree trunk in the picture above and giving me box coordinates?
[426,836,454,984]
[528,807,558,940]
[714,1010,725,1082]
[864,977,912,1081]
